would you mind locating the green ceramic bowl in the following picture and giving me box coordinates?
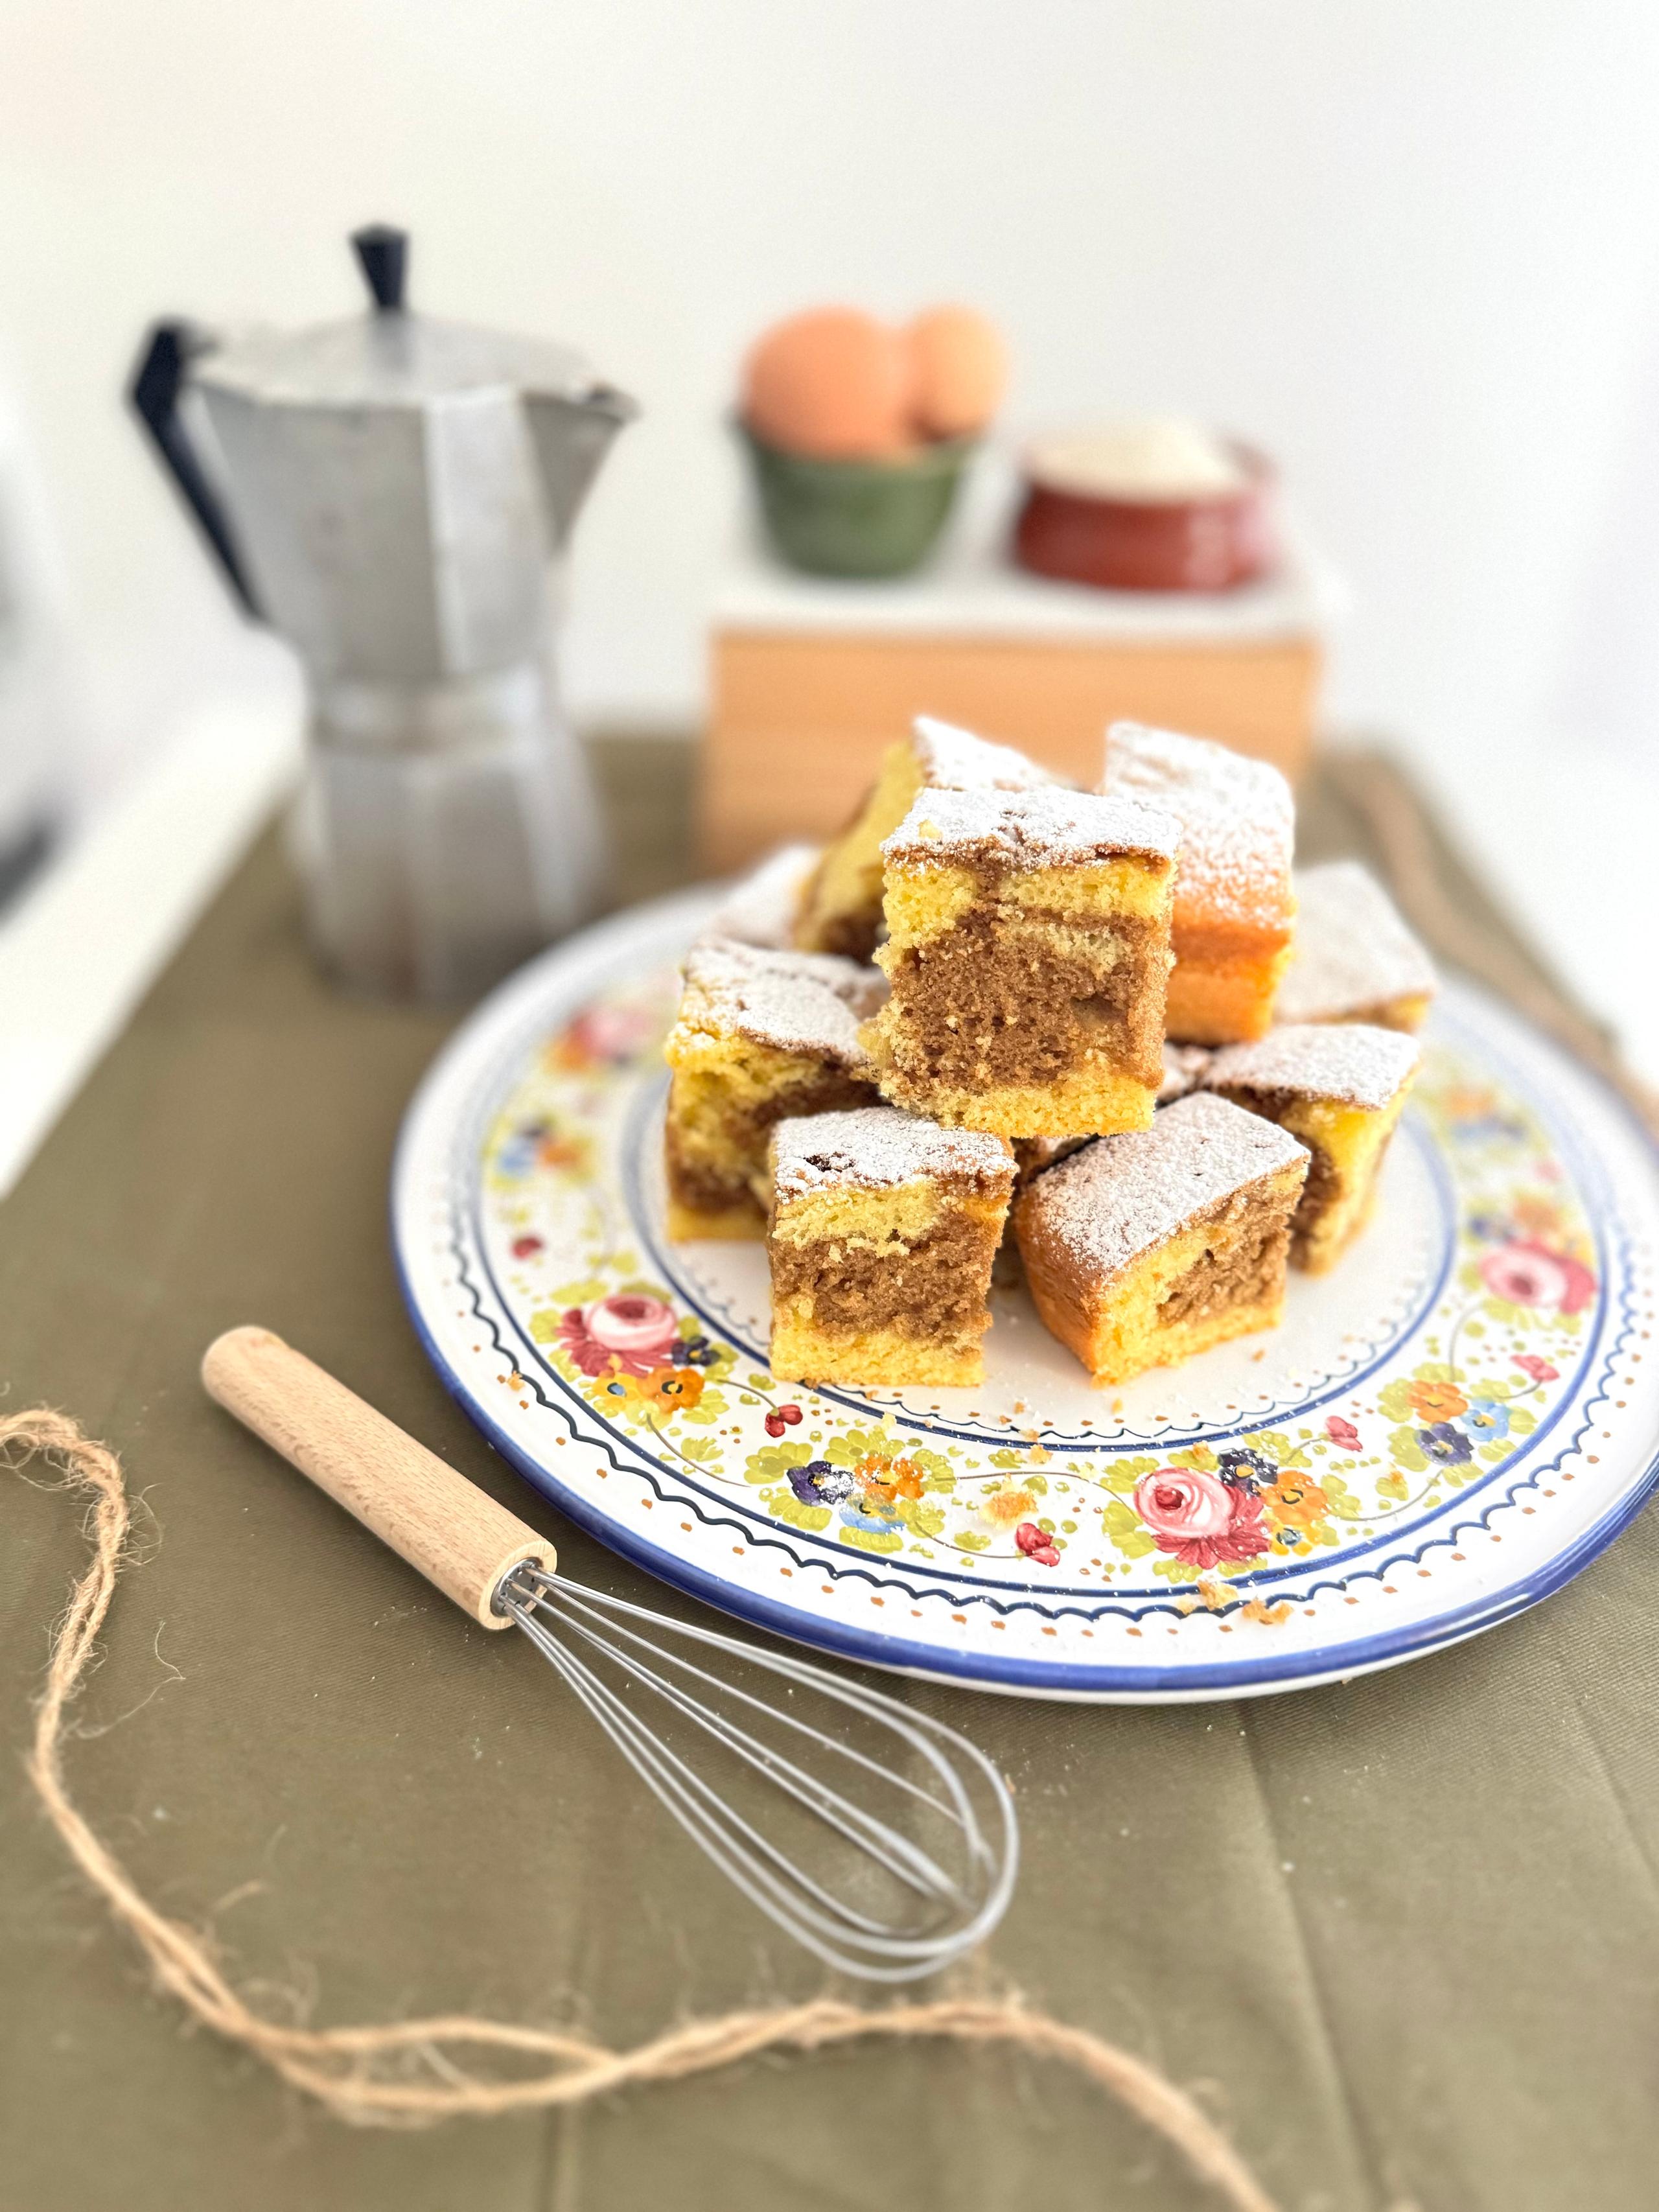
[738,423,976,579]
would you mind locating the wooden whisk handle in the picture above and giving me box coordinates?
[202,1325,557,1628]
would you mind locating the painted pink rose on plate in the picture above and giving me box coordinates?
[560,1294,680,1377]
[1137,1468,1231,1544]
[1325,1415,1362,1450]
[586,1294,679,1360]
[1512,1353,1559,1385]
[1135,1469,1272,1570]
[1480,1240,1595,1314]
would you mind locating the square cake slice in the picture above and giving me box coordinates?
[1102,721,1295,1045]
[767,1108,1015,1386]
[794,715,1054,960]
[1203,1021,1421,1273]
[663,938,886,1240]
[1273,861,1437,1032]
[864,786,1181,1137]
[1014,1091,1308,1384]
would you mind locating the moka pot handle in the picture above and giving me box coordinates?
[128,321,260,618]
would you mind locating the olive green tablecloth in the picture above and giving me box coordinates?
[5,742,1657,2212]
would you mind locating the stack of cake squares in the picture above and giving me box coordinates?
[666,716,1434,1390]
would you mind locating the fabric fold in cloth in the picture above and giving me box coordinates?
[3,737,1656,2212]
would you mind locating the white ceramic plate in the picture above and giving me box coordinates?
[392,888,1659,1701]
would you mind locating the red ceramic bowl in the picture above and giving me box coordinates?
[1013,441,1275,592]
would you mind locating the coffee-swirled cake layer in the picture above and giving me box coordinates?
[866,787,1180,1137]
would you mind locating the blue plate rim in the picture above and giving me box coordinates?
[390,887,1659,1701]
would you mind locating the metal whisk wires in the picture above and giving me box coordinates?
[498,1565,1018,1981]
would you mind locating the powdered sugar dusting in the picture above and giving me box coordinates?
[1103,723,1292,930]
[677,937,885,1064]
[1274,861,1437,1023]
[772,1106,1014,1198]
[1020,1091,1307,1281]
[911,716,1054,794]
[703,843,820,949]
[1012,1134,1092,1189]
[1204,1021,1420,1112]
[1159,1042,1211,1102]
[883,784,1181,870]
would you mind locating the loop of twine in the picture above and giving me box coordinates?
[3,1406,1277,2211]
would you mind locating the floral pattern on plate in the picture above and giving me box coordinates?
[475,973,1599,1600]
[394,887,1659,1697]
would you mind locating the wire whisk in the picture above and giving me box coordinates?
[499,1565,1015,1979]
[202,1327,1019,1981]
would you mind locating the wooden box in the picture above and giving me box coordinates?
[700,528,1341,869]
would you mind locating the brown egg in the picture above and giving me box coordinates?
[742,308,912,460]
[906,305,1008,441]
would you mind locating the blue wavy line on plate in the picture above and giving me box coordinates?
[621,1068,1457,1450]
[399,1204,1656,1694]
[389,916,1657,1694]
[442,991,1628,1627]
[454,976,1608,1574]
[455,986,1615,1607]
[407,1157,1650,1694]
[459,1177,1620,1622]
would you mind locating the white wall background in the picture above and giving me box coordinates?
[5,0,1659,833]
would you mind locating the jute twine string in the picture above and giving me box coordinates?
[4,1406,1279,2211]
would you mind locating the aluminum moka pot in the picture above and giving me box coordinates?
[131,226,636,1001]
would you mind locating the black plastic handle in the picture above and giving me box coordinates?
[351,224,408,312]
[128,321,259,618]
